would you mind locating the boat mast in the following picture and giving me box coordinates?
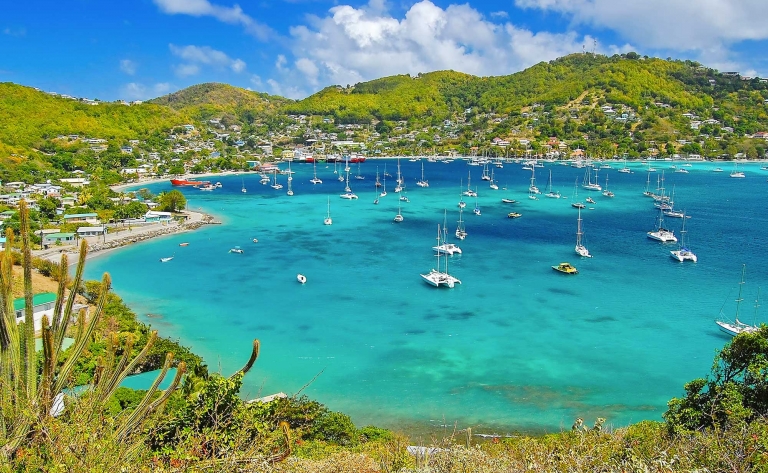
[735,265,746,324]
[577,207,583,247]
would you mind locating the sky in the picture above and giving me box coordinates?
[2,0,768,101]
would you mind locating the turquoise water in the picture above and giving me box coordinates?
[84,160,768,434]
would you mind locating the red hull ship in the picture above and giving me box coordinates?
[170,178,209,186]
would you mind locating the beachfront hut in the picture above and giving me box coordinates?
[14,292,89,332]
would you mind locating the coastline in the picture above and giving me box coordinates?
[111,170,243,193]
[34,208,220,266]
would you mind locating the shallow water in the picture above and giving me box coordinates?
[84,160,768,434]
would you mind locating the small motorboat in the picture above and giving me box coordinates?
[297,274,307,284]
[179,242,189,247]
[160,256,174,263]
[552,262,578,275]
[586,197,595,204]
[501,198,517,204]
[507,212,522,219]
[252,238,259,243]
[230,246,244,254]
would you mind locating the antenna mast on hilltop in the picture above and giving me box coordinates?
[582,44,586,55]
[593,39,597,56]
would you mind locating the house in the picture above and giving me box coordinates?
[58,178,89,187]
[0,210,16,221]
[120,146,133,154]
[43,232,76,246]
[13,292,89,332]
[63,213,100,225]
[77,226,106,238]
[144,211,172,222]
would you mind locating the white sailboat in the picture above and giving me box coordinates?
[571,178,585,209]
[545,169,560,198]
[455,207,467,240]
[618,157,631,174]
[642,172,654,197]
[730,161,745,178]
[582,166,602,191]
[375,167,382,187]
[716,265,759,336]
[416,160,429,187]
[421,224,461,288]
[602,174,614,197]
[489,168,498,190]
[380,174,387,197]
[310,160,323,184]
[339,171,358,199]
[473,190,481,215]
[528,167,540,196]
[647,206,677,242]
[241,177,247,193]
[575,207,592,258]
[394,202,404,222]
[462,172,477,197]
[286,176,294,196]
[355,160,365,180]
[670,212,696,262]
[434,211,462,254]
[271,170,283,190]
[324,197,333,225]
[481,162,491,181]
[394,158,403,193]
[344,169,351,192]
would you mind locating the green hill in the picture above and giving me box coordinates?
[149,82,291,124]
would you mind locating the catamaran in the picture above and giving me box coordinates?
[670,212,696,262]
[434,212,462,254]
[462,172,477,197]
[455,207,467,240]
[421,224,461,288]
[602,174,614,197]
[730,162,745,178]
[481,162,491,181]
[647,206,677,242]
[339,171,358,199]
[271,170,283,190]
[310,160,323,184]
[394,202,404,222]
[355,161,365,180]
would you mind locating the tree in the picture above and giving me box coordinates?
[664,326,768,433]
[37,196,61,220]
[159,189,186,212]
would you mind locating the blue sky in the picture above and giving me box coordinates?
[2,0,768,101]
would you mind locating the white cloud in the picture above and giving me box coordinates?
[120,82,174,101]
[278,0,600,95]
[169,44,247,76]
[490,11,509,18]
[513,0,768,51]
[152,0,271,40]
[120,59,137,75]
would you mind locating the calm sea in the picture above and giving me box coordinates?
[84,159,768,435]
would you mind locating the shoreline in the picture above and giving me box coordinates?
[34,208,221,266]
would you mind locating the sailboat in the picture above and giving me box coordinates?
[473,190,481,215]
[339,171,358,199]
[545,170,560,198]
[241,177,246,193]
[481,162,491,181]
[286,176,294,196]
[528,167,540,196]
[394,202,404,222]
[271,170,283,190]
[582,166,602,191]
[421,224,461,288]
[730,161,745,178]
[489,168,498,190]
[355,161,365,180]
[618,157,631,173]
[602,174,614,197]
[375,167,382,187]
[324,197,333,225]
[716,265,760,336]
[433,211,462,254]
[394,159,403,193]
[380,174,387,197]
[416,161,429,187]
[310,160,323,184]
[462,172,477,197]
[642,172,653,197]
[670,212,696,262]
[575,207,592,258]
[571,178,585,209]
[455,207,467,240]
[333,160,338,175]
[647,206,677,242]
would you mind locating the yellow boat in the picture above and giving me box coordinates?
[507,212,522,219]
[552,262,578,274]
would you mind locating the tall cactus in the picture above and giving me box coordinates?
[0,201,186,459]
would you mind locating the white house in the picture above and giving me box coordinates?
[76,226,106,238]
[145,211,172,222]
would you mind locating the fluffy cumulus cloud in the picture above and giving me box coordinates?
[119,59,137,75]
[514,0,768,53]
[169,44,247,76]
[152,0,271,40]
[275,0,601,97]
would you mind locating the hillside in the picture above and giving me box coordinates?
[149,82,291,123]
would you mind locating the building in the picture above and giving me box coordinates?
[76,226,106,238]
[144,211,172,222]
[14,292,89,332]
[63,213,100,225]
[43,232,76,246]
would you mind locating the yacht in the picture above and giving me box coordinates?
[582,166,602,191]
[669,212,696,262]
[324,197,333,225]
[647,207,677,243]
[552,262,578,275]
[339,192,358,199]
[716,265,759,336]
[421,224,461,288]
[575,208,592,258]
[229,246,244,254]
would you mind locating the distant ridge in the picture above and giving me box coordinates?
[149,82,291,119]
